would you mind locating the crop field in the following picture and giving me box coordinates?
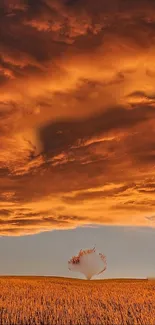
[0,277,155,325]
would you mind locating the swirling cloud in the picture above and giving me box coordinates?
[1,0,155,235]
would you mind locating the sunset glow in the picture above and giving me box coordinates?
[1,0,155,235]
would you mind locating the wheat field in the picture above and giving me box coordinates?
[0,277,155,325]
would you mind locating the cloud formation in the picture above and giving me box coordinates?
[1,0,155,235]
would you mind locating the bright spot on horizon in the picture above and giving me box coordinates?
[68,247,107,280]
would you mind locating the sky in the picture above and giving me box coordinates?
[1,226,155,279]
[0,0,155,277]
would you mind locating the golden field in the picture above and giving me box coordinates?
[0,277,155,325]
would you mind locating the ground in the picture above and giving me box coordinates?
[0,276,155,324]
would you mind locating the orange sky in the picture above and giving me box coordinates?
[1,0,155,235]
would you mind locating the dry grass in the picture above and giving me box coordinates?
[0,276,155,324]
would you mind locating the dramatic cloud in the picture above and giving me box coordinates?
[1,0,155,235]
